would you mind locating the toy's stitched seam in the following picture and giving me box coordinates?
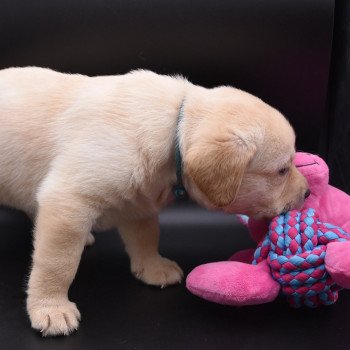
[296,161,319,168]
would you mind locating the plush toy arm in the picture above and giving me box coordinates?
[325,241,350,288]
[186,260,280,306]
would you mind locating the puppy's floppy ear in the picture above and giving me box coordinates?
[185,134,256,207]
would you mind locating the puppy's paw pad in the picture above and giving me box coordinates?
[85,232,95,246]
[28,299,81,337]
[132,256,183,287]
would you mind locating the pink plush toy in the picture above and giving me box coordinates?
[186,152,350,307]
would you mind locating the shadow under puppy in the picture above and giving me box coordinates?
[0,67,308,336]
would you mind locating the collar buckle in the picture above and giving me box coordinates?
[172,184,188,201]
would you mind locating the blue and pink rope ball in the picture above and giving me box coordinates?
[253,208,350,307]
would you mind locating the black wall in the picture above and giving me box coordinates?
[0,0,334,154]
[327,0,350,192]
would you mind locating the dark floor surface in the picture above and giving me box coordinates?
[0,204,349,350]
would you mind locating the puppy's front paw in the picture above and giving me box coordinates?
[27,298,81,337]
[132,256,183,287]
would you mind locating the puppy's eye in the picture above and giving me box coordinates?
[278,167,289,175]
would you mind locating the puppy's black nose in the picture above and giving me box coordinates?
[304,189,311,199]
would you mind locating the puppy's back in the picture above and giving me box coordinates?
[0,67,86,214]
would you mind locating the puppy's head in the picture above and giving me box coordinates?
[182,86,308,219]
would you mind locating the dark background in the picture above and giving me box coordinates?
[1,0,350,349]
[327,0,350,193]
[0,0,335,156]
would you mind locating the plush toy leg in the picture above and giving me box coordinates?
[325,241,350,288]
[228,248,255,263]
[186,260,280,306]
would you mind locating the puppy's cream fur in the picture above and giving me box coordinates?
[0,67,307,336]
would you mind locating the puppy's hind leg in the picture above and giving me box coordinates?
[27,191,99,336]
[118,216,183,288]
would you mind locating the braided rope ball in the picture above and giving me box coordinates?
[252,208,350,308]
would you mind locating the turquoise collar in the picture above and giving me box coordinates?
[172,101,188,200]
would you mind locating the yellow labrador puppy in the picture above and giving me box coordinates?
[0,67,308,336]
